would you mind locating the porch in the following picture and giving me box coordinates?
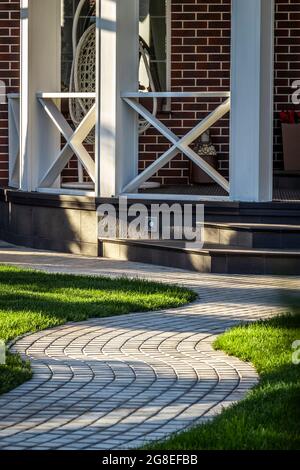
[2,0,300,274]
[139,183,300,202]
[8,0,278,203]
[1,186,300,275]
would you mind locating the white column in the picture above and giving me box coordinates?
[96,0,139,198]
[20,0,61,192]
[230,0,274,202]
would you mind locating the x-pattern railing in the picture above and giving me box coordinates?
[37,92,96,189]
[122,91,231,195]
[8,91,231,198]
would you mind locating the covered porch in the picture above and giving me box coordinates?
[8,0,277,203]
[2,0,300,274]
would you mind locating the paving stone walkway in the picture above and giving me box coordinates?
[0,242,298,450]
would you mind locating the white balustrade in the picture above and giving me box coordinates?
[121,92,231,200]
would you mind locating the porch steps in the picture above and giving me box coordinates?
[203,222,300,250]
[203,200,300,225]
[99,221,300,275]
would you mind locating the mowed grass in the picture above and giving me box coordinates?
[147,308,300,450]
[0,265,196,395]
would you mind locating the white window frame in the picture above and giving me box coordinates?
[165,0,171,93]
[164,0,172,111]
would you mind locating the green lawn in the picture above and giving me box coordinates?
[0,265,196,396]
[147,308,300,450]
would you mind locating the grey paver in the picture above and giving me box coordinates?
[0,244,298,449]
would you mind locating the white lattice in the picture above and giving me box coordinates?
[69,24,96,144]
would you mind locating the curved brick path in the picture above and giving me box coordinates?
[0,243,298,450]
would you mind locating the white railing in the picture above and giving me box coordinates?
[8,93,96,195]
[8,94,20,188]
[37,92,96,193]
[9,91,231,200]
[122,91,231,201]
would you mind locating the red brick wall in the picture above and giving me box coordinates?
[0,0,299,187]
[0,0,19,186]
[139,0,231,185]
[274,0,300,170]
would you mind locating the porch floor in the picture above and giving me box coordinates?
[140,184,300,202]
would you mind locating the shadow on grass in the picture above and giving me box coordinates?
[146,308,300,450]
[0,266,196,341]
[0,352,32,395]
[153,374,300,450]
[0,265,196,396]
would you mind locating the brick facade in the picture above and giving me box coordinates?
[0,0,299,187]
[0,0,19,186]
[139,0,231,185]
[274,0,300,170]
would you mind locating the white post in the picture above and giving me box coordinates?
[96,0,139,198]
[230,0,274,202]
[20,0,61,192]
[8,96,20,188]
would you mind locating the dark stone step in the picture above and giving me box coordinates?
[203,222,300,249]
[99,239,300,275]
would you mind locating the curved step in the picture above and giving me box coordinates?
[100,239,300,275]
